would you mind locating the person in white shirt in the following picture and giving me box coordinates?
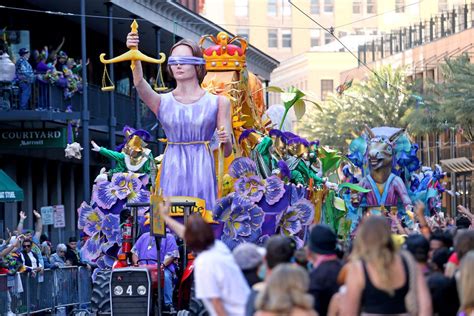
[158,199,250,316]
[20,239,43,276]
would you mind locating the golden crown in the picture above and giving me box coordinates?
[199,32,247,71]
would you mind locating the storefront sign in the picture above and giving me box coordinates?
[0,128,67,149]
[53,205,66,228]
[40,206,54,226]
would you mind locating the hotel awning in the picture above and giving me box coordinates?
[440,157,474,173]
[0,169,24,202]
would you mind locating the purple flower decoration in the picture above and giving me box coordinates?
[101,240,117,254]
[77,203,105,236]
[101,214,121,243]
[128,188,150,205]
[229,157,257,178]
[278,208,302,236]
[264,176,285,205]
[238,129,257,144]
[81,232,103,262]
[77,202,91,229]
[235,175,265,203]
[92,181,119,210]
[234,175,284,205]
[290,184,306,204]
[213,193,235,221]
[96,255,116,269]
[111,172,142,199]
[291,199,314,226]
[277,198,314,245]
[215,195,265,250]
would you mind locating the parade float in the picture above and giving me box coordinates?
[74,20,448,314]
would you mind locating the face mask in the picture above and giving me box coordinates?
[257,264,267,280]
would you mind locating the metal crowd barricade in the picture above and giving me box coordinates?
[0,274,8,315]
[10,272,30,314]
[77,266,92,306]
[35,269,56,312]
[55,266,80,307]
[4,265,93,314]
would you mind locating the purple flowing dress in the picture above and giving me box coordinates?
[158,91,218,210]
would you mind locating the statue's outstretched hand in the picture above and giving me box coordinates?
[126,32,139,49]
[91,141,100,152]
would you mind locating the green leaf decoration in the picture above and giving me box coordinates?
[281,92,297,105]
[338,182,371,193]
[324,190,336,230]
[301,99,323,112]
[266,86,285,93]
[318,146,344,175]
[293,99,306,120]
[288,86,306,99]
[334,196,346,211]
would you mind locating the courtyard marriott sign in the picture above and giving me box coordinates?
[0,128,67,149]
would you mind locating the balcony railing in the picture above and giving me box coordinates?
[0,80,157,131]
[357,3,474,65]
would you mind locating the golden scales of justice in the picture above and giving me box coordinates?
[99,19,168,92]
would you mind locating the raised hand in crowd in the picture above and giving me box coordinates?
[457,205,474,226]
[414,201,431,238]
[388,211,407,235]
[157,196,185,239]
[458,205,473,217]
[33,209,43,240]
[17,210,27,233]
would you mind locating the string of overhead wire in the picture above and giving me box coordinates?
[288,0,415,99]
[0,1,422,31]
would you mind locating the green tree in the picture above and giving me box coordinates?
[298,65,415,150]
[403,54,474,142]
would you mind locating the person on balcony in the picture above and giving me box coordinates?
[15,48,35,110]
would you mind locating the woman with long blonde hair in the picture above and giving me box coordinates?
[459,251,474,316]
[255,263,318,316]
[342,216,432,316]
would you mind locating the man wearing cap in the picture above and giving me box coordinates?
[15,48,35,110]
[307,224,343,316]
[232,243,265,287]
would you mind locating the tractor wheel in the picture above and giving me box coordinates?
[91,270,112,315]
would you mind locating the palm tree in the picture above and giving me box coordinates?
[403,54,474,143]
[298,65,415,149]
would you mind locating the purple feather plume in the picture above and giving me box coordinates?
[238,129,256,144]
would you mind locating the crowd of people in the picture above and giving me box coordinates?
[2,44,84,111]
[0,210,91,315]
[0,210,91,276]
[2,200,473,316]
[155,197,474,316]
